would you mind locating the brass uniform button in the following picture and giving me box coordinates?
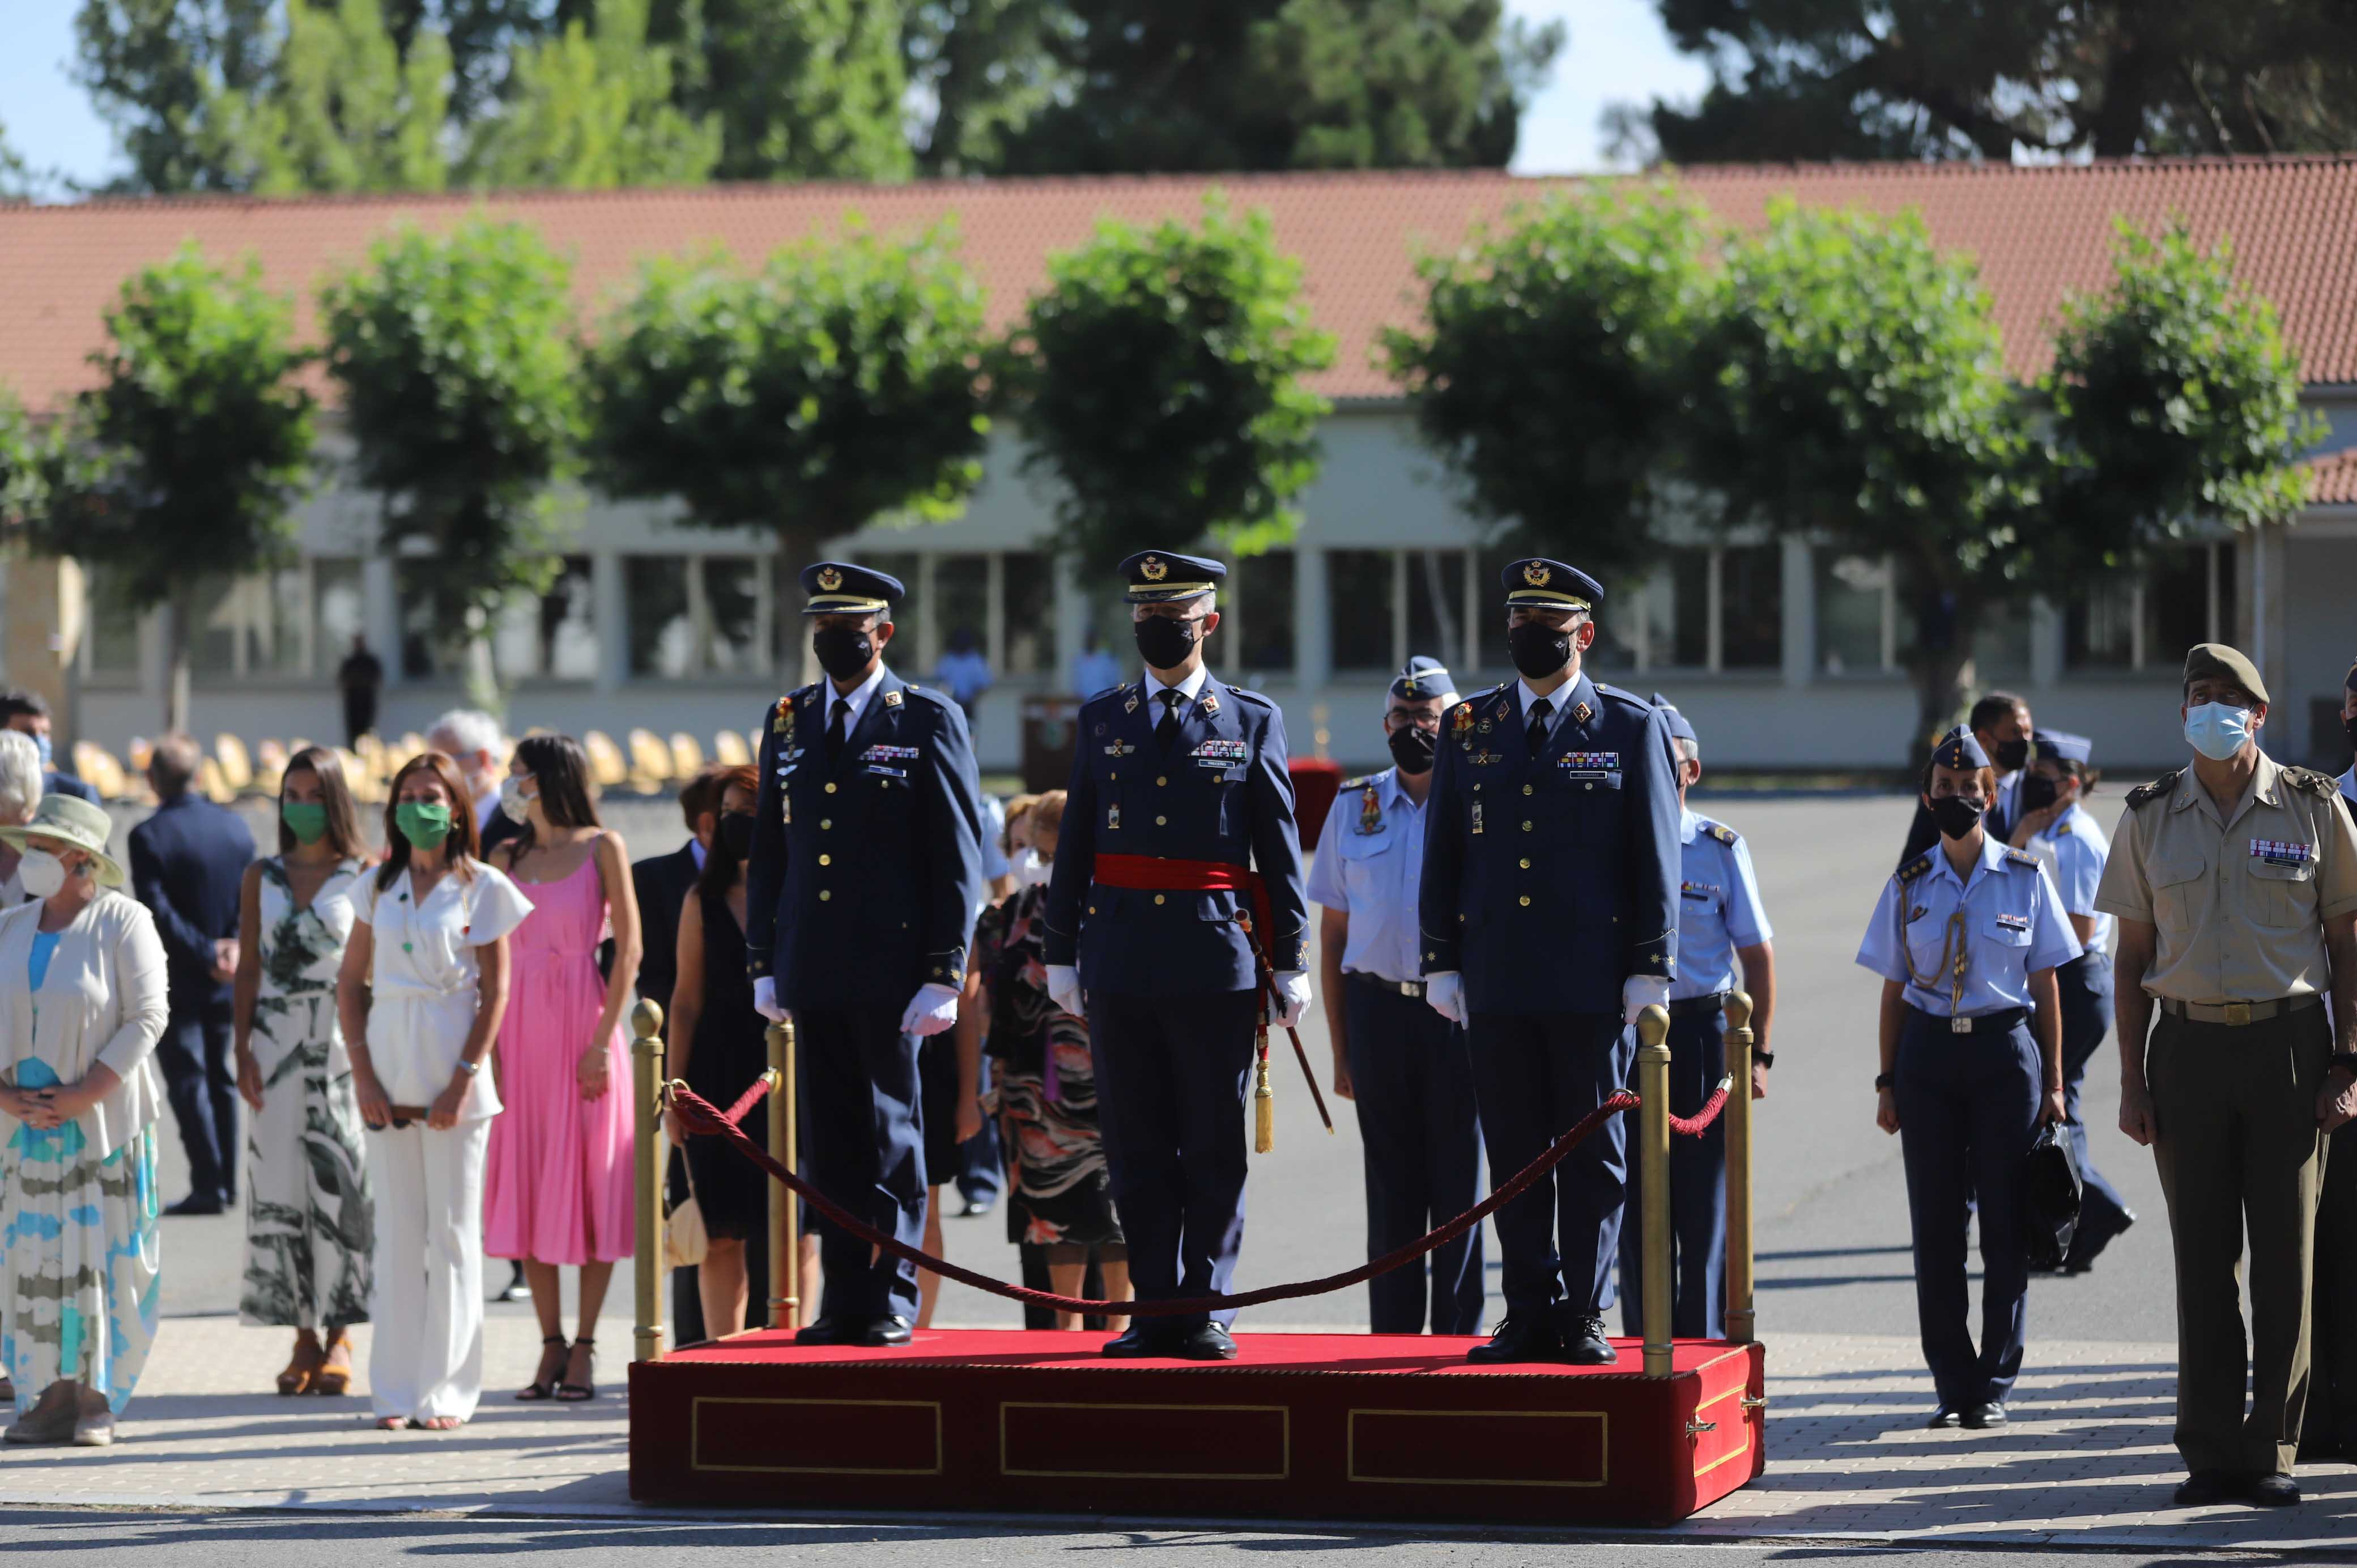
[820,819,831,829]
[1524,783,1533,795]
[1154,894,1167,906]
[1157,776,1168,786]
[824,782,837,794]
[1090,905,1097,914]
[1522,820,1533,831]
[1520,857,1531,869]
[1519,894,1531,907]
[1156,815,1167,825]
[818,854,831,866]
[818,889,832,902]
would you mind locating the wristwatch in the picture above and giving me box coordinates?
[1754,1050,1776,1070]
[1874,1072,1894,1091]
[454,1057,482,1077]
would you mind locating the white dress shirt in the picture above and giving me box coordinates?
[820,663,891,737]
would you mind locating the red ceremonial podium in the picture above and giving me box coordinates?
[625,998,1769,1527]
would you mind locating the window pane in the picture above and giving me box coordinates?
[397,563,446,679]
[701,556,768,675]
[1403,549,1463,670]
[1585,573,1640,675]
[1973,599,2032,685]
[192,574,240,675]
[1721,545,1782,669]
[1237,549,1296,673]
[2066,573,2134,670]
[492,555,595,681]
[629,556,693,678]
[1814,552,1887,675]
[1000,551,1056,677]
[1642,550,1708,669]
[1328,550,1394,672]
[86,565,142,676]
[314,559,364,675]
[931,553,990,678]
[256,567,307,675]
[2145,546,2210,670]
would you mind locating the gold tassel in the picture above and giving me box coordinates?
[1253,1041,1275,1154]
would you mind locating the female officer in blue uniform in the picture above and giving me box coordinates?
[1857,726,2075,1430]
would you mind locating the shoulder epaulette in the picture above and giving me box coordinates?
[2125,769,2182,808]
[2003,847,2040,868]
[1898,853,1934,883]
[2052,820,2072,837]
[1702,821,1739,846]
[1222,683,1274,707]
[2281,766,2335,798]
[1340,773,1380,791]
[1593,683,1649,709]
[900,682,956,710]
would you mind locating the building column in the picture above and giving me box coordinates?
[1053,551,1086,694]
[1,557,79,745]
[593,549,627,696]
[2028,595,2064,688]
[1779,537,1813,690]
[1295,546,1330,694]
[364,556,401,686]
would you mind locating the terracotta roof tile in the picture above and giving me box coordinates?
[2,157,2355,410]
[2305,445,2357,505]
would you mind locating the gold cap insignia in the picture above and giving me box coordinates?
[1141,556,1168,582]
[816,566,844,591]
[1523,562,1551,587]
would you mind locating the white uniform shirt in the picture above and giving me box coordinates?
[2026,799,2115,956]
[1856,834,2082,1016]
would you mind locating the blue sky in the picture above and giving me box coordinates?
[0,0,1708,193]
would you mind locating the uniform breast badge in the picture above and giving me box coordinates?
[1200,690,1220,717]
[1572,701,1593,725]
[1358,782,1382,834]
[1124,689,1141,715]
[771,696,793,734]
[1453,706,1474,744]
[882,689,904,709]
[2251,838,2315,867]
[1471,800,1484,835]
[1107,803,1121,830]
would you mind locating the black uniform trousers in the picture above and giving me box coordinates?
[1087,988,1259,1331]
[2055,954,2132,1254]
[158,993,239,1204]
[1618,1005,1728,1340]
[1341,977,1485,1335]
[1893,1007,2041,1411]
[2310,1121,2357,1454]
[796,1007,927,1323]
[1466,1011,1632,1321]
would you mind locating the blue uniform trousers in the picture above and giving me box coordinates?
[158,993,239,1204]
[1466,1011,1632,1320]
[1087,988,1259,1330]
[797,1007,926,1322]
[1618,1006,1727,1340]
[2056,953,2131,1250]
[1341,977,1485,1335]
[1894,1008,2040,1411]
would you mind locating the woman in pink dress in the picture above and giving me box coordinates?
[483,735,641,1403]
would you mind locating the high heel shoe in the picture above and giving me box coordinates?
[276,1330,324,1396]
[313,1331,354,1396]
[555,1336,595,1402]
[516,1334,567,1400]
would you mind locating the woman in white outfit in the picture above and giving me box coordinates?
[335,752,533,1432]
[0,731,42,909]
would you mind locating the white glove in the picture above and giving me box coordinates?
[900,982,963,1038]
[752,975,786,1023]
[1425,972,1466,1026]
[1046,964,1085,1020]
[1270,971,1311,1029]
[1622,974,1671,1028]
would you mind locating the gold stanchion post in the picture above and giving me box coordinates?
[1637,1003,1674,1378]
[1722,991,1756,1345]
[631,998,665,1365]
[766,1017,799,1331]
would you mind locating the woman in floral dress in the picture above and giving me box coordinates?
[232,746,375,1395]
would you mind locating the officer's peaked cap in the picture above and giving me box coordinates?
[1120,551,1225,606]
[1501,558,1602,612]
[801,561,904,617]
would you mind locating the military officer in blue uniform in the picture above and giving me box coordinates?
[1042,550,1309,1361]
[1618,694,1775,1341]
[1857,726,2075,1429]
[746,561,985,1347]
[1419,559,1680,1364]
[1306,656,1485,1335]
[2010,727,2135,1273]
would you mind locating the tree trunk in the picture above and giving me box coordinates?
[773,523,824,689]
[462,601,501,717]
[164,585,192,736]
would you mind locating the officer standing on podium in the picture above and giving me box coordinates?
[746,561,985,1348]
[1043,550,1310,1361]
[1618,694,1775,1341]
[1419,559,1680,1364]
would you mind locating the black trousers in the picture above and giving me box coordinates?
[1619,1007,1728,1340]
[2056,954,2132,1246]
[796,1006,926,1323]
[158,994,238,1203]
[1087,988,1258,1330]
[1465,1011,1632,1319]
[1893,1009,2040,1411]
[1342,978,1484,1334]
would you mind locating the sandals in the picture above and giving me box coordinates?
[515,1334,567,1401]
[555,1336,595,1402]
[277,1330,325,1396]
[313,1332,354,1397]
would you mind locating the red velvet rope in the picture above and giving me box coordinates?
[1666,1081,1731,1138]
[719,1076,772,1128]
[668,1082,1639,1318]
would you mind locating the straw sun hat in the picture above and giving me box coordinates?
[0,794,126,888]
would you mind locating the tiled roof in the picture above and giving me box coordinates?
[2305,446,2357,505]
[2,157,2355,409]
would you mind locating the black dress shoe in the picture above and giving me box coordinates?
[1169,1323,1237,1361]
[1101,1322,1169,1358]
[2243,1471,2300,1507]
[860,1315,914,1347]
[2062,1209,2136,1274]
[795,1316,849,1345]
[1555,1312,1615,1366]
[1962,1401,2006,1430]
[1466,1317,1558,1365]
[2173,1469,2238,1506]
[164,1194,226,1217]
[1925,1408,1963,1429]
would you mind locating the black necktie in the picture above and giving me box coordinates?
[827,698,849,760]
[1527,696,1553,757]
[1156,689,1184,751]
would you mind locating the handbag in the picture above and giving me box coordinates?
[2020,1119,2083,1271]
[664,1157,709,1270]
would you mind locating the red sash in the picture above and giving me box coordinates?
[1091,853,1273,946]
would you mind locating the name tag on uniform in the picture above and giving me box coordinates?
[2250,838,2313,867]
[1559,751,1619,780]
[1995,912,2029,932]
[1680,880,1718,902]
[863,765,909,781]
[862,744,919,763]
[1191,739,1249,769]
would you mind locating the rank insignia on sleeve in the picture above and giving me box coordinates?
[1705,823,1738,846]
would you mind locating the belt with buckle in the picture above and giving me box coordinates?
[1346,972,1426,999]
[1910,1005,2027,1037]
[2159,994,2322,1028]
[1668,993,1728,1020]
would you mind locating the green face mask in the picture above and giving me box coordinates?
[394,801,454,849]
[281,801,329,845]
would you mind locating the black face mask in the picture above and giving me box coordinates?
[2018,774,2060,815]
[718,811,756,860]
[812,625,875,683]
[1991,736,2030,773]
[1134,614,1199,671]
[1387,723,1436,776]
[1507,621,1571,680]
[1929,795,1986,841]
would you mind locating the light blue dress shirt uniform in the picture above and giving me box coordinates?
[1306,766,1428,985]
[2026,800,2113,955]
[1669,808,1773,999]
[1856,834,2082,1016]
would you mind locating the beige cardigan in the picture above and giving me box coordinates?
[0,889,168,1158]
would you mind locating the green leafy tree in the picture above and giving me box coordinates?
[586,221,991,628]
[650,0,912,181]
[1619,0,2357,164]
[0,387,45,534]
[73,0,276,192]
[320,218,583,704]
[1383,182,1714,578]
[998,0,1559,173]
[903,0,1071,175]
[210,0,453,194]
[24,245,316,731]
[1006,197,1334,574]
[464,0,720,189]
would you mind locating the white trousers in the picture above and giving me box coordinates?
[366,1118,492,1422]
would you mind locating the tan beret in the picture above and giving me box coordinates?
[2181,642,2269,706]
